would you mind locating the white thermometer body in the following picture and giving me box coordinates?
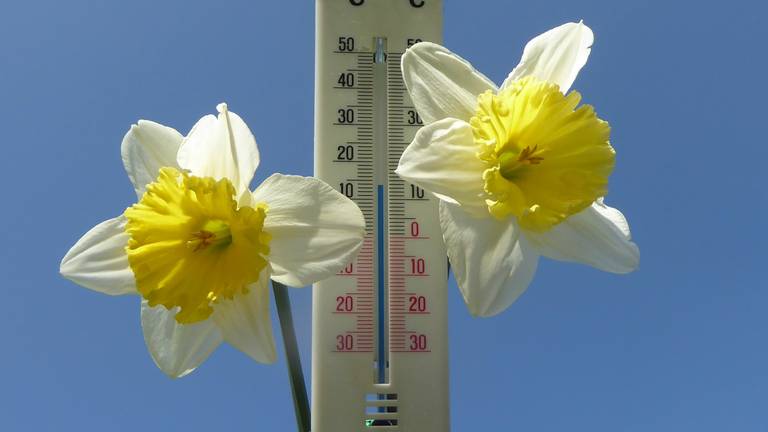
[312,0,447,430]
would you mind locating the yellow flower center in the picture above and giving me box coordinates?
[471,76,615,232]
[124,167,271,324]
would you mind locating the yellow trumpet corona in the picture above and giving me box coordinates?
[124,167,271,324]
[471,77,615,232]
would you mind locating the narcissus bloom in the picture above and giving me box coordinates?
[396,22,639,317]
[60,104,365,377]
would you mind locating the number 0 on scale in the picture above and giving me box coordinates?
[312,0,448,431]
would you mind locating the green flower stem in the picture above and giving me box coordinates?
[272,281,311,432]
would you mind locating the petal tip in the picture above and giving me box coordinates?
[262,349,278,365]
[619,245,640,274]
[58,261,72,280]
[466,293,520,318]
[58,256,79,282]
[153,358,197,379]
[164,369,188,379]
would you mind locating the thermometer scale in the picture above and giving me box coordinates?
[312,0,447,431]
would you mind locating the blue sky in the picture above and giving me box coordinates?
[2,0,767,431]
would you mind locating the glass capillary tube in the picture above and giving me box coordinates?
[373,36,389,385]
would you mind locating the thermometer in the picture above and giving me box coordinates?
[312,0,447,430]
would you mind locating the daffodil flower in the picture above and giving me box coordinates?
[395,22,639,317]
[60,103,365,377]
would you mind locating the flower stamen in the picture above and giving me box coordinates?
[517,145,544,165]
[498,145,545,181]
[187,219,232,252]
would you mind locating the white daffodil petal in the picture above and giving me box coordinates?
[402,42,497,124]
[525,200,639,273]
[595,197,631,237]
[212,271,276,364]
[121,120,183,198]
[395,118,487,215]
[253,174,366,287]
[60,216,136,296]
[177,103,259,195]
[440,202,539,317]
[141,300,223,378]
[502,21,594,93]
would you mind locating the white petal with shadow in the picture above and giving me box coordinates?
[212,271,276,364]
[60,215,136,296]
[402,42,497,124]
[177,103,260,195]
[440,202,539,317]
[502,21,594,93]
[121,120,183,198]
[525,200,639,273]
[253,174,366,287]
[141,300,223,378]
[395,118,487,215]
